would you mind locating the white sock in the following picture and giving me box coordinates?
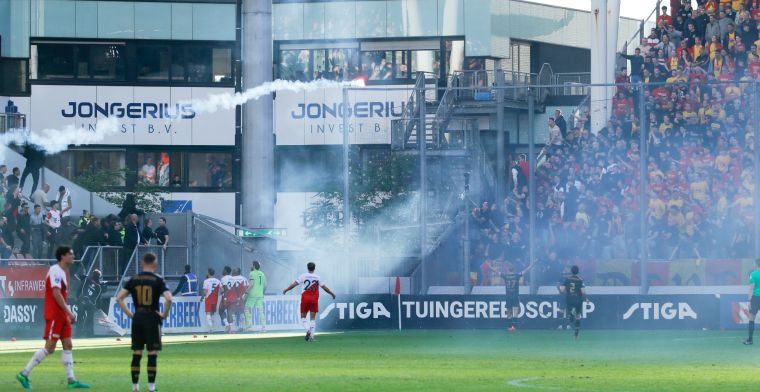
[206,315,213,330]
[301,318,308,332]
[62,350,75,382]
[309,320,316,335]
[22,348,49,376]
[148,382,156,391]
[133,383,139,391]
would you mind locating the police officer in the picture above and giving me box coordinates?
[172,265,198,296]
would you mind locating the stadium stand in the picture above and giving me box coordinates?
[471,1,760,286]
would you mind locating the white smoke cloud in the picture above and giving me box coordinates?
[189,79,366,114]
[1,79,366,154]
[0,117,120,155]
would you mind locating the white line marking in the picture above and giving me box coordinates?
[507,377,560,390]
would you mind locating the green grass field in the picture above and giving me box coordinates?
[1,330,758,391]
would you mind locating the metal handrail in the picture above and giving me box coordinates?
[622,0,659,53]
[0,113,27,133]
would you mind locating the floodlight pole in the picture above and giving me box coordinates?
[528,89,537,295]
[638,83,649,294]
[754,81,760,259]
[496,71,506,204]
[342,87,352,293]
[418,80,428,294]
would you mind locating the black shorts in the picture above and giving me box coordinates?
[751,296,760,314]
[567,300,584,318]
[505,294,520,308]
[132,312,162,351]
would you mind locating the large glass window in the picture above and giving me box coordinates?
[137,46,170,81]
[362,51,393,80]
[30,41,232,85]
[279,49,311,81]
[137,152,182,187]
[86,44,126,80]
[188,153,232,188]
[46,150,126,186]
[187,47,232,83]
[0,58,29,95]
[33,44,74,80]
[327,49,359,80]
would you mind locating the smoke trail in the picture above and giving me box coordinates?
[1,79,365,155]
[0,117,120,155]
[189,79,366,114]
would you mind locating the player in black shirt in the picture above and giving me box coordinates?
[75,269,102,337]
[492,262,534,331]
[558,265,588,340]
[116,252,172,392]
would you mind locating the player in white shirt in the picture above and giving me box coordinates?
[283,262,336,342]
[219,267,234,333]
[200,268,221,333]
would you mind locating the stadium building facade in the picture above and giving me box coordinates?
[0,0,239,222]
[0,0,642,226]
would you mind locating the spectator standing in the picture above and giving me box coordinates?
[6,167,21,191]
[621,48,645,83]
[118,194,144,221]
[31,183,50,208]
[82,217,106,248]
[45,201,62,259]
[121,215,140,277]
[30,204,44,259]
[57,186,72,225]
[705,15,721,43]
[141,218,154,245]
[547,118,563,152]
[0,217,12,260]
[718,11,732,40]
[154,217,170,252]
[554,109,568,140]
[0,165,7,184]
[17,203,31,258]
[20,145,45,195]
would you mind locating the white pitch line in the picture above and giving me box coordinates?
[507,377,561,390]
[0,331,341,354]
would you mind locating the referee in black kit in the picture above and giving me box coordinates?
[116,252,173,392]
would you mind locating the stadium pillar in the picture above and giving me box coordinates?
[589,0,608,134]
[496,71,505,204]
[527,89,537,295]
[418,82,428,294]
[754,82,760,259]
[606,0,620,123]
[638,84,649,294]
[241,0,274,235]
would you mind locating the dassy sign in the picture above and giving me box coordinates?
[317,295,719,330]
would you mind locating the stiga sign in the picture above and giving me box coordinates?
[317,295,721,331]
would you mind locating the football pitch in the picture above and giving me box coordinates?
[1,330,758,391]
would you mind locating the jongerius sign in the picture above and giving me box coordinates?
[274,84,413,145]
[18,85,235,146]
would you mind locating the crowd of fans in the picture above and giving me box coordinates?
[471,0,760,286]
[0,163,170,277]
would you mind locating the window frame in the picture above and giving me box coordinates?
[29,38,235,88]
[274,36,465,86]
[48,146,236,193]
